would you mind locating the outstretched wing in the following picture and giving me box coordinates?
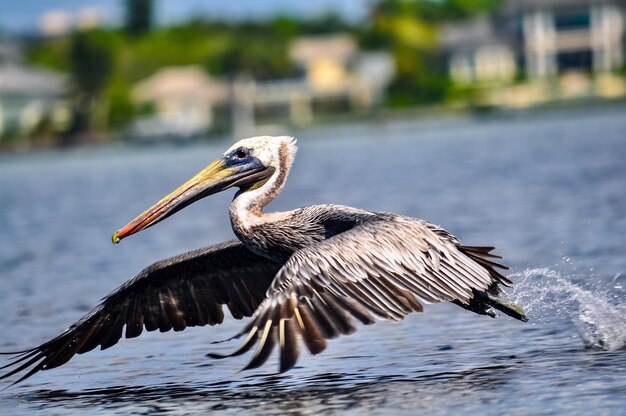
[210,215,511,372]
[1,240,282,385]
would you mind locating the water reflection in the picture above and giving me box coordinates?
[23,364,514,413]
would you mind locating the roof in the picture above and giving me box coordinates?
[502,0,626,10]
[0,64,67,96]
[290,34,356,65]
[132,66,228,103]
[440,17,497,50]
[0,39,22,64]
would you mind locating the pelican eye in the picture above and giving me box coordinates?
[235,148,250,159]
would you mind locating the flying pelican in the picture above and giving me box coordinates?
[1,136,527,385]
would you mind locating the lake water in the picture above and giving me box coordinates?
[1,107,625,415]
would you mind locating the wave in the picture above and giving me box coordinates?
[510,267,626,351]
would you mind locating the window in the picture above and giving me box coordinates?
[554,9,591,30]
[557,50,593,72]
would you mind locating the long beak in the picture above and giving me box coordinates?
[112,159,239,244]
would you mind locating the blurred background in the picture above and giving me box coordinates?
[0,0,625,148]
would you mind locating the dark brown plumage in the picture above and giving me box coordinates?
[1,241,281,385]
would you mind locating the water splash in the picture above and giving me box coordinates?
[509,268,626,351]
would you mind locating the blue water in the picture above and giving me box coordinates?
[1,107,625,414]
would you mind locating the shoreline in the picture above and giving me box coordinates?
[2,97,625,155]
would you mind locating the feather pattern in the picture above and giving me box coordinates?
[213,211,514,372]
[0,240,281,386]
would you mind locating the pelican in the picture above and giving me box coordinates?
[1,136,527,386]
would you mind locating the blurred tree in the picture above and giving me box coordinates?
[26,37,71,71]
[443,0,501,20]
[359,0,500,106]
[297,14,352,34]
[206,36,295,80]
[107,79,135,129]
[126,0,153,36]
[271,16,299,38]
[66,31,115,137]
[70,32,114,98]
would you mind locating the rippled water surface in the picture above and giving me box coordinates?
[1,107,625,414]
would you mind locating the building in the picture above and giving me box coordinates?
[289,34,394,110]
[130,66,229,141]
[227,34,394,136]
[442,0,626,84]
[131,35,394,139]
[0,39,69,140]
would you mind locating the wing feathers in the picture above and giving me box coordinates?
[210,214,514,373]
[296,303,327,355]
[332,294,376,325]
[278,318,299,372]
[3,213,518,382]
[125,298,144,338]
[100,313,126,349]
[78,317,105,354]
[244,320,276,370]
[1,241,282,385]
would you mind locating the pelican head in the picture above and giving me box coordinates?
[112,136,297,244]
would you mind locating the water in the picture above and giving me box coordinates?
[1,107,625,414]
[512,268,626,352]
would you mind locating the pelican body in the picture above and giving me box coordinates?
[1,136,527,385]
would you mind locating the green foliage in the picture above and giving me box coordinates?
[359,0,501,107]
[27,37,71,71]
[388,72,451,106]
[443,0,501,20]
[206,36,295,80]
[366,0,500,22]
[119,24,226,82]
[62,31,117,135]
[387,48,451,106]
[107,79,135,128]
[69,31,115,96]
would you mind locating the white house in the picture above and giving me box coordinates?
[0,40,69,139]
[442,0,626,84]
[131,66,229,140]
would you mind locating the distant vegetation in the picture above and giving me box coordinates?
[25,0,500,137]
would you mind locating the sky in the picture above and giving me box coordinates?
[0,0,370,34]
